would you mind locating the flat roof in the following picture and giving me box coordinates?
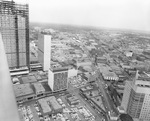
[80,85,94,92]
[21,75,37,84]
[38,98,52,114]
[13,83,34,97]
[103,71,117,77]
[33,82,45,93]
[46,96,62,110]
[50,67,68,73]
[68,96,79,101]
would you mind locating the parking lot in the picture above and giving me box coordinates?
[17,91,104,121]
[68,75,88,88]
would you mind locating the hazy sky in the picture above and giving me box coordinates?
[15,0,150,32]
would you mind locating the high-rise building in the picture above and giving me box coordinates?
[38,33,51,71]
[0,33,20,121]
[121,71,150,121]
[48,67,68,92]
[0,0,30,69]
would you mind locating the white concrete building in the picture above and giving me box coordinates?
[38,34,51,71]
[48,67,68,92]
[121,71,150,121]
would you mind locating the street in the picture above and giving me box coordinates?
[96,73,119,115]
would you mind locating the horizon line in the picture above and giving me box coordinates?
[30,21,150,35]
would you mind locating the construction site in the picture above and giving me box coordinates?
[0,0,30,69]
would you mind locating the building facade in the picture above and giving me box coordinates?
[0,33,20,121]
[0,0,30,69]
[38,33,51,71]
[121,72,150,121]
[48,67,68,92]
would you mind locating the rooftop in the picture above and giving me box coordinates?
[38,98,52,114]
[46,96,62,110]
[21,75,37,84]
[67,95,79,101]
[137,71,150,81]
[33,82,45,93]
[13,83,34,97]
[50,66,69,73]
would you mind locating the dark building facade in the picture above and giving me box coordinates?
[0,0,30,69]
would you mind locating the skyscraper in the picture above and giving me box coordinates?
[38,33,51,71]
[0,0,30,69]
[48,67,68,92]
[121,71,150,121]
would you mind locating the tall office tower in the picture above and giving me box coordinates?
[38,33,51,71]
[48,67,68,92]
[121,71,150,121]
[0,33,20,121]
[0,0,30,69]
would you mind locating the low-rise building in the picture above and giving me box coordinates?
[33,82,45,96]
[67,95,80,105]
[21,75,37,84]
[46,96,62,113]
[77,60,92,67]
[38,98,52,116]
[13,83,35,103]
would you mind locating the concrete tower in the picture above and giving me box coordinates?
[38,33,51,71]
[121,71,150,121]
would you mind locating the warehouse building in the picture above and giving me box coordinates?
[46,96,62,113]
[13,83,35,103]
[38,98,52,116]
[38,96,62,115]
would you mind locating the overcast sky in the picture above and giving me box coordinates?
[15,0,150,32]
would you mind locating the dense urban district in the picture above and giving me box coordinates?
[17,23,150,121]
[1,1,150,121]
